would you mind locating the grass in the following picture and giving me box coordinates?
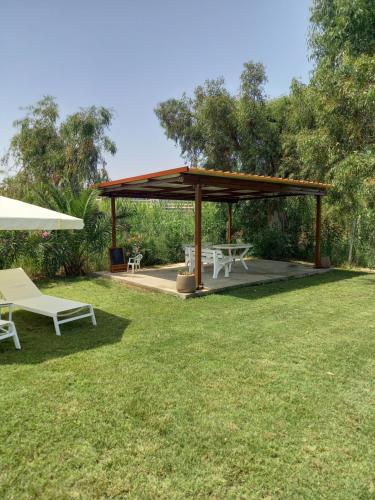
[1,270,375,498]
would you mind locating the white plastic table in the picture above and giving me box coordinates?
[0,301,13,321]
[211,244,252,271]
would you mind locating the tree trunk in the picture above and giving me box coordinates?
[348,217,358,266]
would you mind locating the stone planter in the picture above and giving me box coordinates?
[176,274,196,293]
[320,256,331,268]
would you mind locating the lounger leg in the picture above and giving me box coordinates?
[90,306,97,326]
[12,324,21,350]
[53,316,61,336]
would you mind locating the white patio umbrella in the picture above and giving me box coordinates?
[0,195,84,230]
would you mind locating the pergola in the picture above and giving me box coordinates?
[97,167,330,289]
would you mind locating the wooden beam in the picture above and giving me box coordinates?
[103,191,239,203]
[195,184,203,289]
[111,197,117,248]
[227,203,233,243]
[314,195,322,268]
[180,173,324,196]
[237,191,324,199]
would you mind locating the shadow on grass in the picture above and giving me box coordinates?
[0,308,129,365]
[218,269,369,301]
[86,274,113,288]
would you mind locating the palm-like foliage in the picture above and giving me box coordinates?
[35,185,110,276]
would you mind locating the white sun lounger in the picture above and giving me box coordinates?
[0,268,96,336]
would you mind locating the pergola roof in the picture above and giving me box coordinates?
[97,167,329,203]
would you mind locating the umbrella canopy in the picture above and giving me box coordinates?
[0,196,84,230]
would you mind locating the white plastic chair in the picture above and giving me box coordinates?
[0,319,21,349]
[128,254,143,273]
[184,246,232,279]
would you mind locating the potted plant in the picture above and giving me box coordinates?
[176,270,196,293]
[320,256,331,268]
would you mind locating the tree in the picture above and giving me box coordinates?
[155,61,278,173]
[237,64,282,176]
[2,96,63,197]
[276,0,375,265]
[281,0,375,184]
[309,0,375,67]
[2,96,116,197]
[60,106,116,190]
[330,151,375,264]
[155,77,237,169]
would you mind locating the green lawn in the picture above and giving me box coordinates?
[1,271,375,499]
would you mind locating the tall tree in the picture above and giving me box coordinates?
[237,63,281,175]
[277,0,375,265]
[60,106,116,190]
[309,0,375,67]
[279,1,375,184]
[155,61,278,173]
[2,96,116,197]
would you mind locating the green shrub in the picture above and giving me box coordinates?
[252,228,295,260]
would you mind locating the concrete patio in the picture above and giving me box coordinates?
[96,258,331,299]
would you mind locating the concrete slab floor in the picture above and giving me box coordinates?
[94,258,331,299]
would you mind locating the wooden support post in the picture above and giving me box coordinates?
[227,203,233,244]
[111,197,117,248]
[314,195,322,268]
[195,184,203,289]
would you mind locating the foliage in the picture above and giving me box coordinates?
[273,1,375,266]
[0,188,111,277]
[251,227,294,260]
[309,0,375,66]
[0,231,36,270]
[155,61,278,173]
[35,187,110,276]
[112,200,225,266]
[236,196,315,261]
[0,97,118,277]
[1,96,116,197]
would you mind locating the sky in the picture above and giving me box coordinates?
[1,0,313,180]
